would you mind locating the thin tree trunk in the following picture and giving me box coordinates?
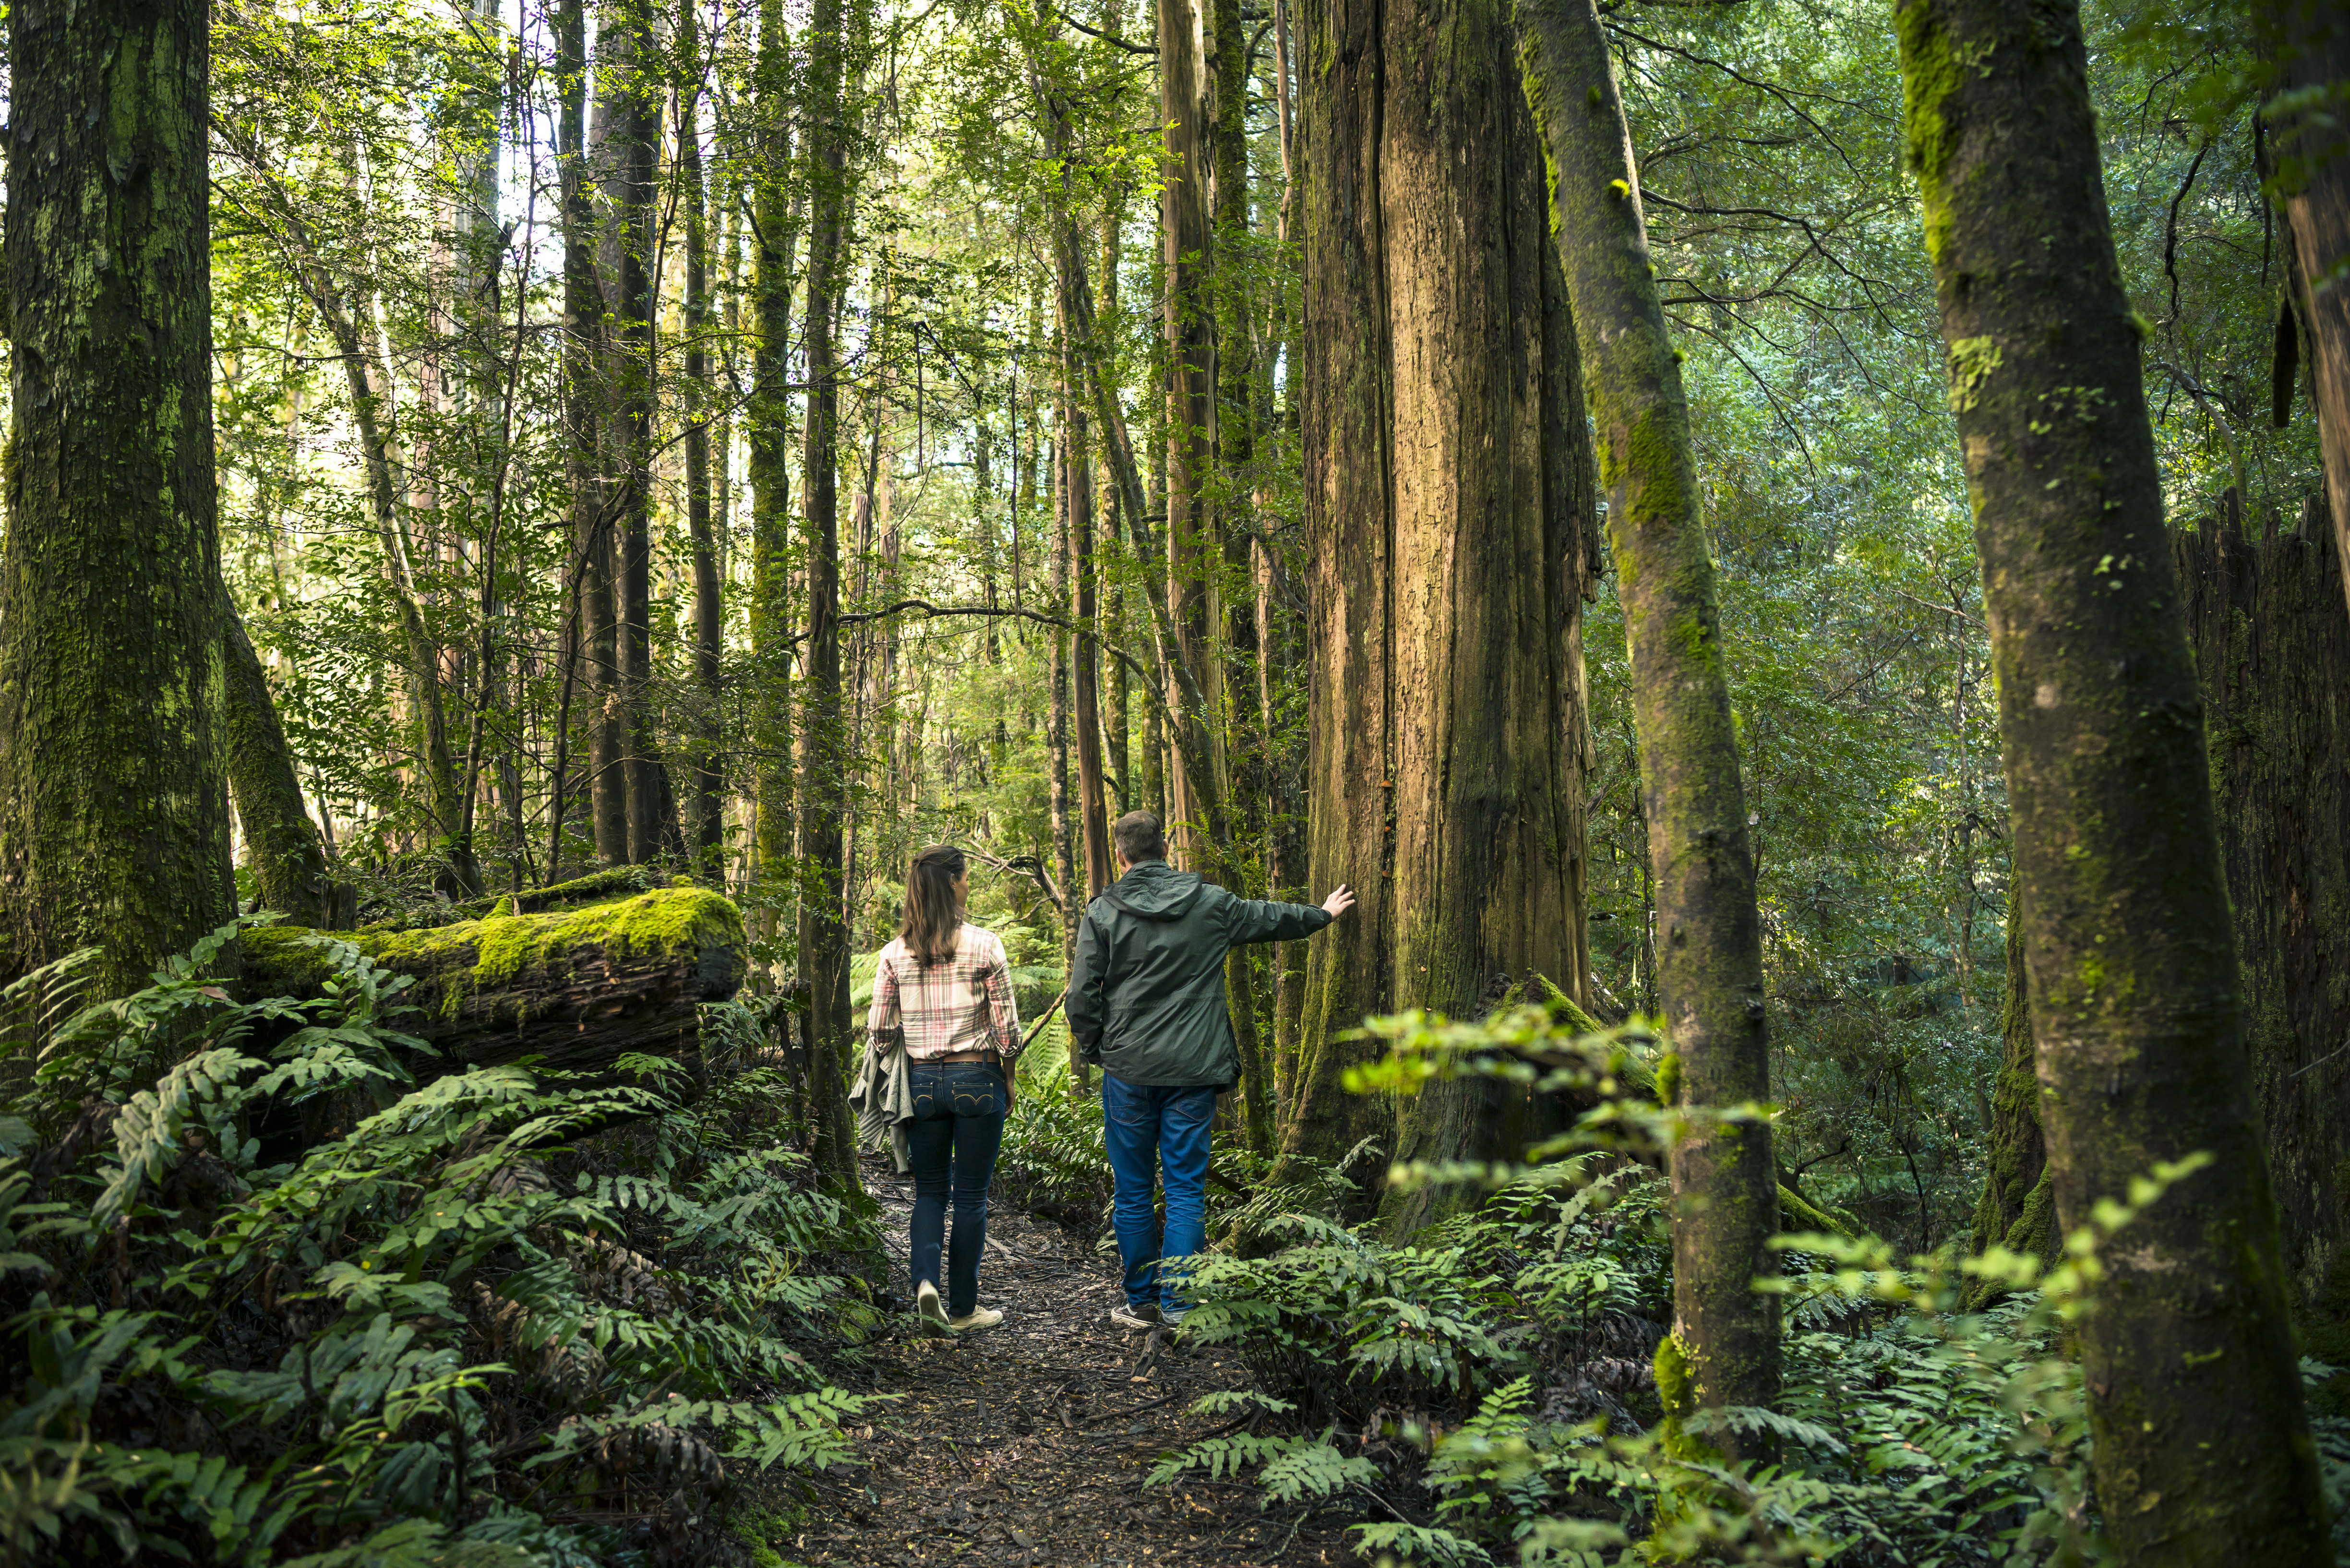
[749,0,799,954]
[1966,890,2056,1302]
[1895,0,2325,1552]
[682,0,724,880]
[223,595,331,928]
[797,0,863,1193]
[1049,383,1078,972]
[1517,0,1777,1440]
[599,0,661,865]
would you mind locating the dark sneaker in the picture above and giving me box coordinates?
[916,1280,953,1337]
[1109,1302,1160,1331]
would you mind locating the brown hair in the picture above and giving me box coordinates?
[900,844,968,966]
[1113,810,1165,866]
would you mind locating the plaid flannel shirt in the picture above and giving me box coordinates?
[865,925,1024,1067]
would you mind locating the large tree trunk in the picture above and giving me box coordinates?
[797,0,863,1192]
[242,886,746,1080]
[1159,0,1221,873]
[2265,3,2350,622]
[224,595,332,927]
[1279,0,1598,1221]
[1895,0,2325,1554]
[1518,0,1776,1443]
[0,0,237,997]
[2173,505,2350,1330]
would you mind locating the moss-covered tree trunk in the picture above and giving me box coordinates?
[0,0,236,997]
[1277,0,1596,1219]
[2172,510,2350,1332]
[1895,0,2326,1553]
[797,0,862,1193]
[244,885,745,1080]
[680,10,724,880]
[747,0,797,959]
[1517,0,1777,1437]
[224,595,331,928]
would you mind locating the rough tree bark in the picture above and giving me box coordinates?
[1896,0,2326,1554]
[2171,506,2350,1368]
[1278,0,1598,1221]
[0,0,237,996]
[1517,0,1777,1439]
[1159,0,1222,873]
[224,595,331,928]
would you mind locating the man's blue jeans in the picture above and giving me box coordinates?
[1102,1075,1218,1319]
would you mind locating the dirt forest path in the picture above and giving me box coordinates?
[754,1156,1370,1568]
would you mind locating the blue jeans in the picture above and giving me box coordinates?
[1102,1076,1218,1318]
[906,1062,1007,1318]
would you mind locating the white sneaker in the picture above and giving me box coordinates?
[949,1307,1004,1332]
[915,1280,952,1337]
[1109,1302,1160,1331]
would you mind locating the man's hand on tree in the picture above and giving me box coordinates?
[1321,885,1357,919]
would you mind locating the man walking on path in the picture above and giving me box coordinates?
[1067,810,1356,1330]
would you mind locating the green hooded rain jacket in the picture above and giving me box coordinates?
[1066,859,1332,1088]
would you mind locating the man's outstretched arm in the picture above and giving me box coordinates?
[1224,884,1356,946]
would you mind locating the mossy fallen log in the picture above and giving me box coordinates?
[242,885,747,1079]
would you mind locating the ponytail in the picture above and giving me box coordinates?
[900,844,968,966]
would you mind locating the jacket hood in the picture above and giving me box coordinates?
[1101,859,1204,920]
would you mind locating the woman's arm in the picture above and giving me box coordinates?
[983,934,1022,1061]
[866,945,900,1049]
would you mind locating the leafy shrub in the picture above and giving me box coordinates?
[1151,1002,2264,1567]
[0,922,885,1567]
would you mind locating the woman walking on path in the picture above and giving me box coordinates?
[866,844,1024,1336]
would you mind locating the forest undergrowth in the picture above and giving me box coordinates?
[0,921,887,1567]
[987,1001,2350,1568]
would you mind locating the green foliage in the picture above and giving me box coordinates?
[0,928,886,1566]
[1158,1005,2258,1566]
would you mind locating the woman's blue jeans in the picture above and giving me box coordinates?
[906,1061,1007,1318]
[1102,1075,1218,1319]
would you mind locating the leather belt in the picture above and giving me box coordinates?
[929,1048,1002,1065]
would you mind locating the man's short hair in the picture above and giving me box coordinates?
[1113,810,1165,865]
